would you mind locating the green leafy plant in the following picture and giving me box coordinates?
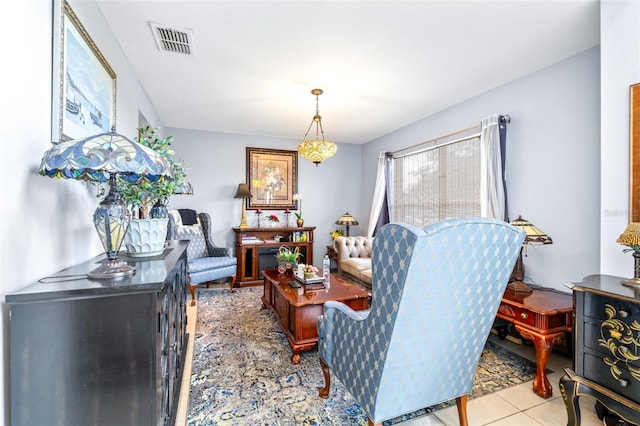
[276,246,303,263]
[116,126,188,218]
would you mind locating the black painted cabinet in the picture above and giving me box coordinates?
[7,241,189,426]
[560,274,640,425]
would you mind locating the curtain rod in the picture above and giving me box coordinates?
[391,114,511,157]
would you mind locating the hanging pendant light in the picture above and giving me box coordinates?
[298,88,337,166]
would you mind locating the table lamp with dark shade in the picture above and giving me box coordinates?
[508,215,553,291]
[616,222,640,288]
[336,212,359,237]
[39,130,174,279]
[234,183,251,229]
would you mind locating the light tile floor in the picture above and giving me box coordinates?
[177,292,603,426]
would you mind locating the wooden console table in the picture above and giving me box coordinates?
[496,285,573,398]
[261,269,370,364]
[233,226,315,287]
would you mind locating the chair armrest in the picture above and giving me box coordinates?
[324,300,370,321]
[318,301,370,368]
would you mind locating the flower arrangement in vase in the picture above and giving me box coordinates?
[302,264,318,278]
[276,246,303,273]
[293,193,303,226]
[267,214,280,227]
[330,229,345,240]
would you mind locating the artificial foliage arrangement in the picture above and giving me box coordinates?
[330,229,345,240]
[276,246,303,264]
[116,126,188,218]
[268,214,280,224]
[302,264,318,277]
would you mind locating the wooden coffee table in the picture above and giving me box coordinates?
[261,269,370,364]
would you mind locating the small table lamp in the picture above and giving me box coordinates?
[234,183,251,229]
[336,212,359,237]
[39,130,173,279]
[508,215,553,291]
[616,222,640,288]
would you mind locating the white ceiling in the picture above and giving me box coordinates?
[96,0,600,144]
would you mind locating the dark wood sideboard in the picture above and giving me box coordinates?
[7,241,189,426]
[232,226,315,287]
[560,274,640,425]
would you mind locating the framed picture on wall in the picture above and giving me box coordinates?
[246,147,298,210]
[52,0,116,143]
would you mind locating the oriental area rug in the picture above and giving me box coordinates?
[187,287,540,426]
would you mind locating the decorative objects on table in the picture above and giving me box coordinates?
[507,215,553,292]
[276,246,303,274]
[297,88,337,166]
[302,264,318,279]
[246,147,297,210]
[117,126,187,256]
[255,209,263,228]
[616,222,640,288]
[283,208,291,227]
[39,129,173,278]
[234,182,251,229]
[293,193,304,226]
[335,212,359,237]
[267,214,280,227]
[330,228,345,240]
[123,218,169,257]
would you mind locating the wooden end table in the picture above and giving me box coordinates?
[261,269,370,364]
[496,284,573,398]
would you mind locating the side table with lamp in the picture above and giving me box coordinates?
[494,215,573,398]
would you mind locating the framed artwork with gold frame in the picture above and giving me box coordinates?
[246,147,298,210]
[630,83,640,222]
[52,0,116,143]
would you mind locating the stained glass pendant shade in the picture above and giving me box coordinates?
[298,88,337,166]
[39,130,173,279]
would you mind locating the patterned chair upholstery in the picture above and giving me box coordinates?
[168,211,236,305]
[317,218,525,426]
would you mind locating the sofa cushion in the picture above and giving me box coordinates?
[341,258,371,278]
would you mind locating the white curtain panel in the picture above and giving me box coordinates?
[367,152,389,236]
[480,114,505,219]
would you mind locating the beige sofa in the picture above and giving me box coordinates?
[333,236,373,287]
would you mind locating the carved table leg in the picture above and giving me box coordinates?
[291,351,301,364]
[515,326,564,398]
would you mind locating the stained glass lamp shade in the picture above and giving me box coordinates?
[39,131,173,279]
[336,212,359,237]
[507,215,552,291]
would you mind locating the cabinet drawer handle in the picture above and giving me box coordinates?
[520,312,529,320]
[618,378,629,387]
[619,310,629,318]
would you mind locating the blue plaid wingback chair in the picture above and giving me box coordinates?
[317,218,525,426]
[167,211,237,305]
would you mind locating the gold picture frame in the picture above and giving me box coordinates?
[52,0,116,143]
[630,83,640,222]
[246,147,298,210]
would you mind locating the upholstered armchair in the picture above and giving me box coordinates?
[168,211,237,305]
[317,218,525,426]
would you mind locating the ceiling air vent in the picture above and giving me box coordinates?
[149,23,194,55]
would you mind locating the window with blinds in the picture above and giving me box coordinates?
[393,136,481,227]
